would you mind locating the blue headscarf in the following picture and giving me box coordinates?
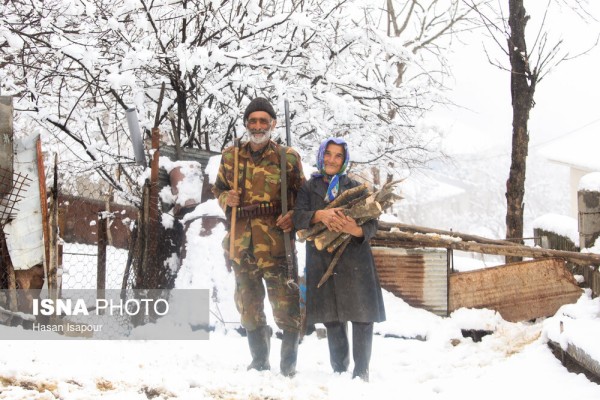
[312,137,350,203]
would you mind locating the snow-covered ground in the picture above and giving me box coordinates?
[1,216,600,399]
[0,301,598,400]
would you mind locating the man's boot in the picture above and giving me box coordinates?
[352,322,373,382]
[247,326,272,371]
[324,322,350,373]
[280,330,299,377]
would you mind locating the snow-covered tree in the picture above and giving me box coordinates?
[0,0,479,202]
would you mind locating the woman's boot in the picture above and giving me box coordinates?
[324,322,350,373]
[351,322,373,381]
[280,330,299,377]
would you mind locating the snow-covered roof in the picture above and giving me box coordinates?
[537,129,600,172]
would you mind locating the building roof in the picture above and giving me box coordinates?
[537,128,600,172]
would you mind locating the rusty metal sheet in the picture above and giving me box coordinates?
[372,247,448,316]
[449,258,582,322]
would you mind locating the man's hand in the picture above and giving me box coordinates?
[276,210,294,233]
[226,190,240,207]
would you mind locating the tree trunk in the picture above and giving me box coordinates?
[506,0,535,263]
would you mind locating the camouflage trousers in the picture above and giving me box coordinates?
[232,255,301,333]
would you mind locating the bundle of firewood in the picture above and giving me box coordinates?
[296,180,401,287]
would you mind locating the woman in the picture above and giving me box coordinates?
[293,137,386,381]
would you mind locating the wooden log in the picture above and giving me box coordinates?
[327,232,350,253]
[374,180,402,205]
[297,223,327,242]
[297,191,373,242]
[375,230,600,266]
[324,183,369,209]
[314,202,382,251]
[378,221,519,247]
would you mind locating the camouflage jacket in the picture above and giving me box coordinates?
[212,140,305,267]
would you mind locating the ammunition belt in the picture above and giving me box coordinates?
[237,202,281,218]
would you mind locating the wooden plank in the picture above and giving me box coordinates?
[582,266,600,298]
[449,258,582,322]
[36,137,50,277]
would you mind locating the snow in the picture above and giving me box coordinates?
[532,213,579,246]
[579,172,600,192]
[2,213,600,398]
[1,1,600,398]
[538,130,600,172]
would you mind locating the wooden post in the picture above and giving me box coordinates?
[0,97,13,195]
[47,154,59,301]
[578,187,600,249]
[146,127,160,288]
[36,137,50,280]
[0,228,18,311]
[97,212,107,294]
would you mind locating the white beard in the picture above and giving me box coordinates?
[248,128,272,146]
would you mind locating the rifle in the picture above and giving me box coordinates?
[281,99,298,289]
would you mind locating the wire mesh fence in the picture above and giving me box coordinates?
[57,182,138,292]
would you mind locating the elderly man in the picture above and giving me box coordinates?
[212,97,305,376]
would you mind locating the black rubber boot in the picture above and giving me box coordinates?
[352,322,373,382]
[280,330,299,377]
[247,326,272,371]
[324,322,350,373]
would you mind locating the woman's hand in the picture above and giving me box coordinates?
[314,208,341,231]
[332,210,364,237]
[315,209,363,237]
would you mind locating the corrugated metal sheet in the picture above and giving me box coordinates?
[372,246,448,316]
[449,258,582,322]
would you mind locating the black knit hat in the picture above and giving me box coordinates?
[243,97,277,123]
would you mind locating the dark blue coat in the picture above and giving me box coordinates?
[293,175,386,325]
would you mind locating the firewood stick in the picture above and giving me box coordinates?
[317,237,351,288]
[325,216,372,253]
[324,183,369,209]
[297,222,327,242]
[327,233,350,253]
[314,202,382,250]
[297,185,372,242]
